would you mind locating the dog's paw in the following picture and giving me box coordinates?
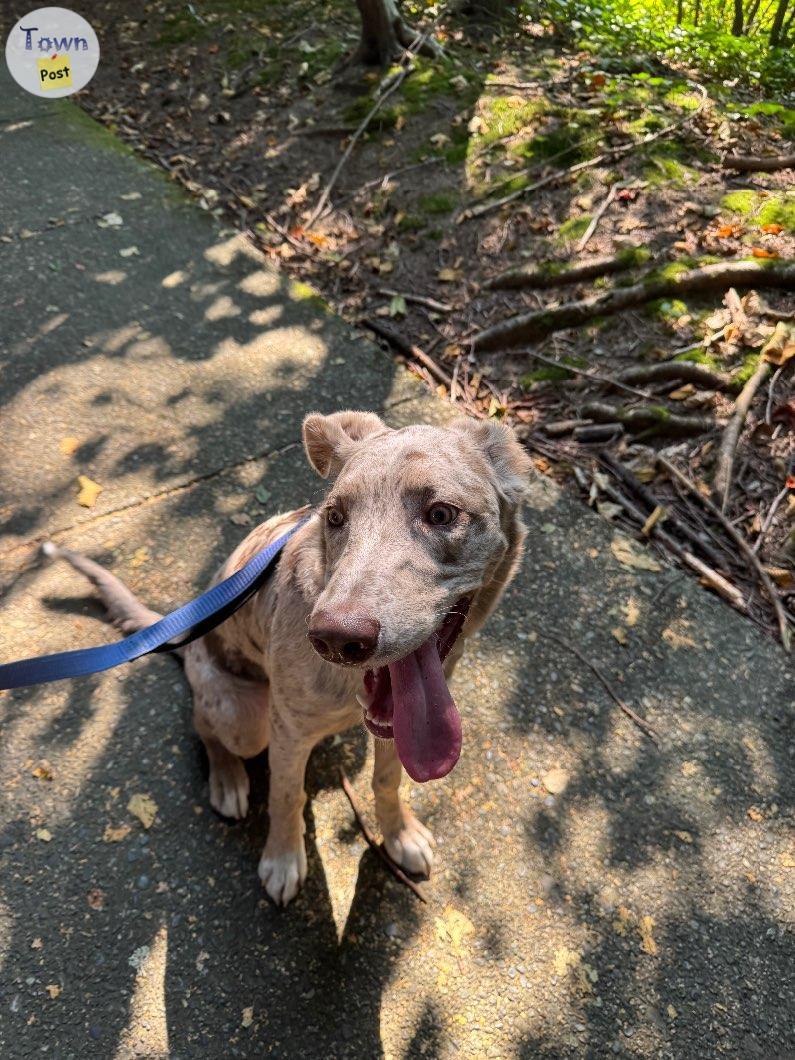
[209,758,250,820]
[383,815,435,876]
[258,846,308,906]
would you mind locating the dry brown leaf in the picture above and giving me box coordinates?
[76,475,103,508]
[103,822,131,843]
[673,829,693,844]
[639,915,658,955]
[751,246,778,259]
[761,223,784,234]
[553,945,581,976]
[668,384,695,400]
[128,793,157,829]
[87,888,105,910]
[31,760,53,781]
[624,597,640,627]
[241,1006,254,1028]
[747,805,764,822]
[59,436,80,456]
[130,547,149,568]
[612,626,628,646]
[437,267,462,283]
[611,536,661,572]
[31,937,43,950]
[761,322,795,366]
[435,905,475,956]
[46,984,61,998]
[542,767,569,794]
[34,828,52,842]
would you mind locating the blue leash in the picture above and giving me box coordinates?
[0,513,312,691]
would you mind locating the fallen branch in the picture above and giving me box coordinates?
[485,249,647,291]
[575,466,746,613]
[463,83,707,220]
[340,769,426,903]
[752,486,789,556]
[573,423,624,442]
[617,362,730,390]
[713,323,790,510]
[362,317,452,388]
[473,260,795,350]
[582,401,716,438]
[723,154,795,172]
[657,456,791,649]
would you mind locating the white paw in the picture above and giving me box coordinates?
[258,846,308,906]
[209,761,250,820]
[383,816,435,876]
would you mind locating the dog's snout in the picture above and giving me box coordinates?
[307,608,380,665]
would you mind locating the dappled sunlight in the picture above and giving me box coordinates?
[93,269,127,285]
[203,232,262,269]
[115,922,170,1060]
[204,295,241,322]
[161,269,187,288]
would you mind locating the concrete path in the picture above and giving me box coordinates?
[1,66,793,1060]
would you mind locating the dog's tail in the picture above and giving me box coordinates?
[42,542,163,636]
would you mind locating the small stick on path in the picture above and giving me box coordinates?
[528,621,661,745]
[362,318,453,388]
[340,769,427,903]
[575,181,621,253]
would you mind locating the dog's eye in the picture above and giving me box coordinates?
[425,503,457,527]
[326,507,345,528]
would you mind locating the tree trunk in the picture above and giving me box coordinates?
[731,0,745,34]
[353,0,439,65]
[769,0,790,43]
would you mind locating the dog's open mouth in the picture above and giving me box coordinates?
[357,597,471,783]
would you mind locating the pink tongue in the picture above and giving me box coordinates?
[388,635,462,783]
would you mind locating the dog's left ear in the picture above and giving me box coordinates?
[302,410,387,478]
[452,418,531,505]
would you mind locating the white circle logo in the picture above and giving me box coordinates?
[5,7,100,98]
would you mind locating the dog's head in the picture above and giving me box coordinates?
[301,410,530,783]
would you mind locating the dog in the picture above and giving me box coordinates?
[46,411,530,904]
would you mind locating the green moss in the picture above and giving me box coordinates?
[649,297,688,321]
[344,97,405,132]
[757,198,795,233]
[289,280,328,312]
[730,351,762,389]
[722,189,758,216]
[396,213,426,232]
[557,215,592,242]
[520,354,586,388]
[617,245,652,268]
[418,192,458,215]
[476,96,545,146]
[675,348,722,372]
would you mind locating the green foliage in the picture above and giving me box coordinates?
[418,192,458,214]
[540,0,795,91]
[722,190,795,232]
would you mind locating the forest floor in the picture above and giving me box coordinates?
[77,0,795,646]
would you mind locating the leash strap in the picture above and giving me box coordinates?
[0,513,313,691]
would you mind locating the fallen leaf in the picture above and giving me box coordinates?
[128,793,157,829]
[388,294,406,318]
[553,945,580,976]
[434,905,475,956]
[624,597,640,626]
[31,760,53,781]
[241,1006,254,1028]
[673,829,693,844]
[76,475,102,508]
[97,211,123,228]
[667,1004,678,1019]
[611,536,661,572]
[59,436,80,456]
[119,245,140,258]
[612,626,628,646]
[662,621,696,649]
[35,828,52,842]
[668,384,695,400]
[542,767,569,794]
[715,223,741,238]
[639,915,657,955]
[31,937,43,950]
[751,247,778,259]
[103,823,131,843]
[761,322,795,366]
[613,906,634,935]
[765,566,793,588]
[87,888,105,910]
[780,851,795,868]
[437,267,462,283]
[45,984,61,999]
[255,485,271,505]
[230,512,252,526]
[131,547,149,568]
[681,760,699,777]
[747,805,764,822]
[760,223,783,234]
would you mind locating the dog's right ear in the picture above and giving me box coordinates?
[302,410,386,478]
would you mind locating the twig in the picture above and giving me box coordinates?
[722,154,795,172]
[362,318,452,387]
[473,261,795,351]
[578,466,745,612]
[376,287,453,313]
[582,401,716,438]
[260,214,310,253]
[306,18,441,228]
[576,181,621,253]
[528,619,660,745]
[752,486,789,555]
[599,452,727,570]
[463,83,708,220]
[766,365,783,425]
[339,769,427,903]
[657,456,791,649]
[713,326,787,509]
[617,362,730,390]
[521,350,653,400]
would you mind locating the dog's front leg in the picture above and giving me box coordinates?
[372,738,435,876]
[258,715,313,906]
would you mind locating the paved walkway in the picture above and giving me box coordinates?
[1,66,793,1060]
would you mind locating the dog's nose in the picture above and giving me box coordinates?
[307,608,380,665]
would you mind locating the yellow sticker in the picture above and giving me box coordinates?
[37,54,73,91]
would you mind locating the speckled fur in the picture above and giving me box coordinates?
[53,412,530,905]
